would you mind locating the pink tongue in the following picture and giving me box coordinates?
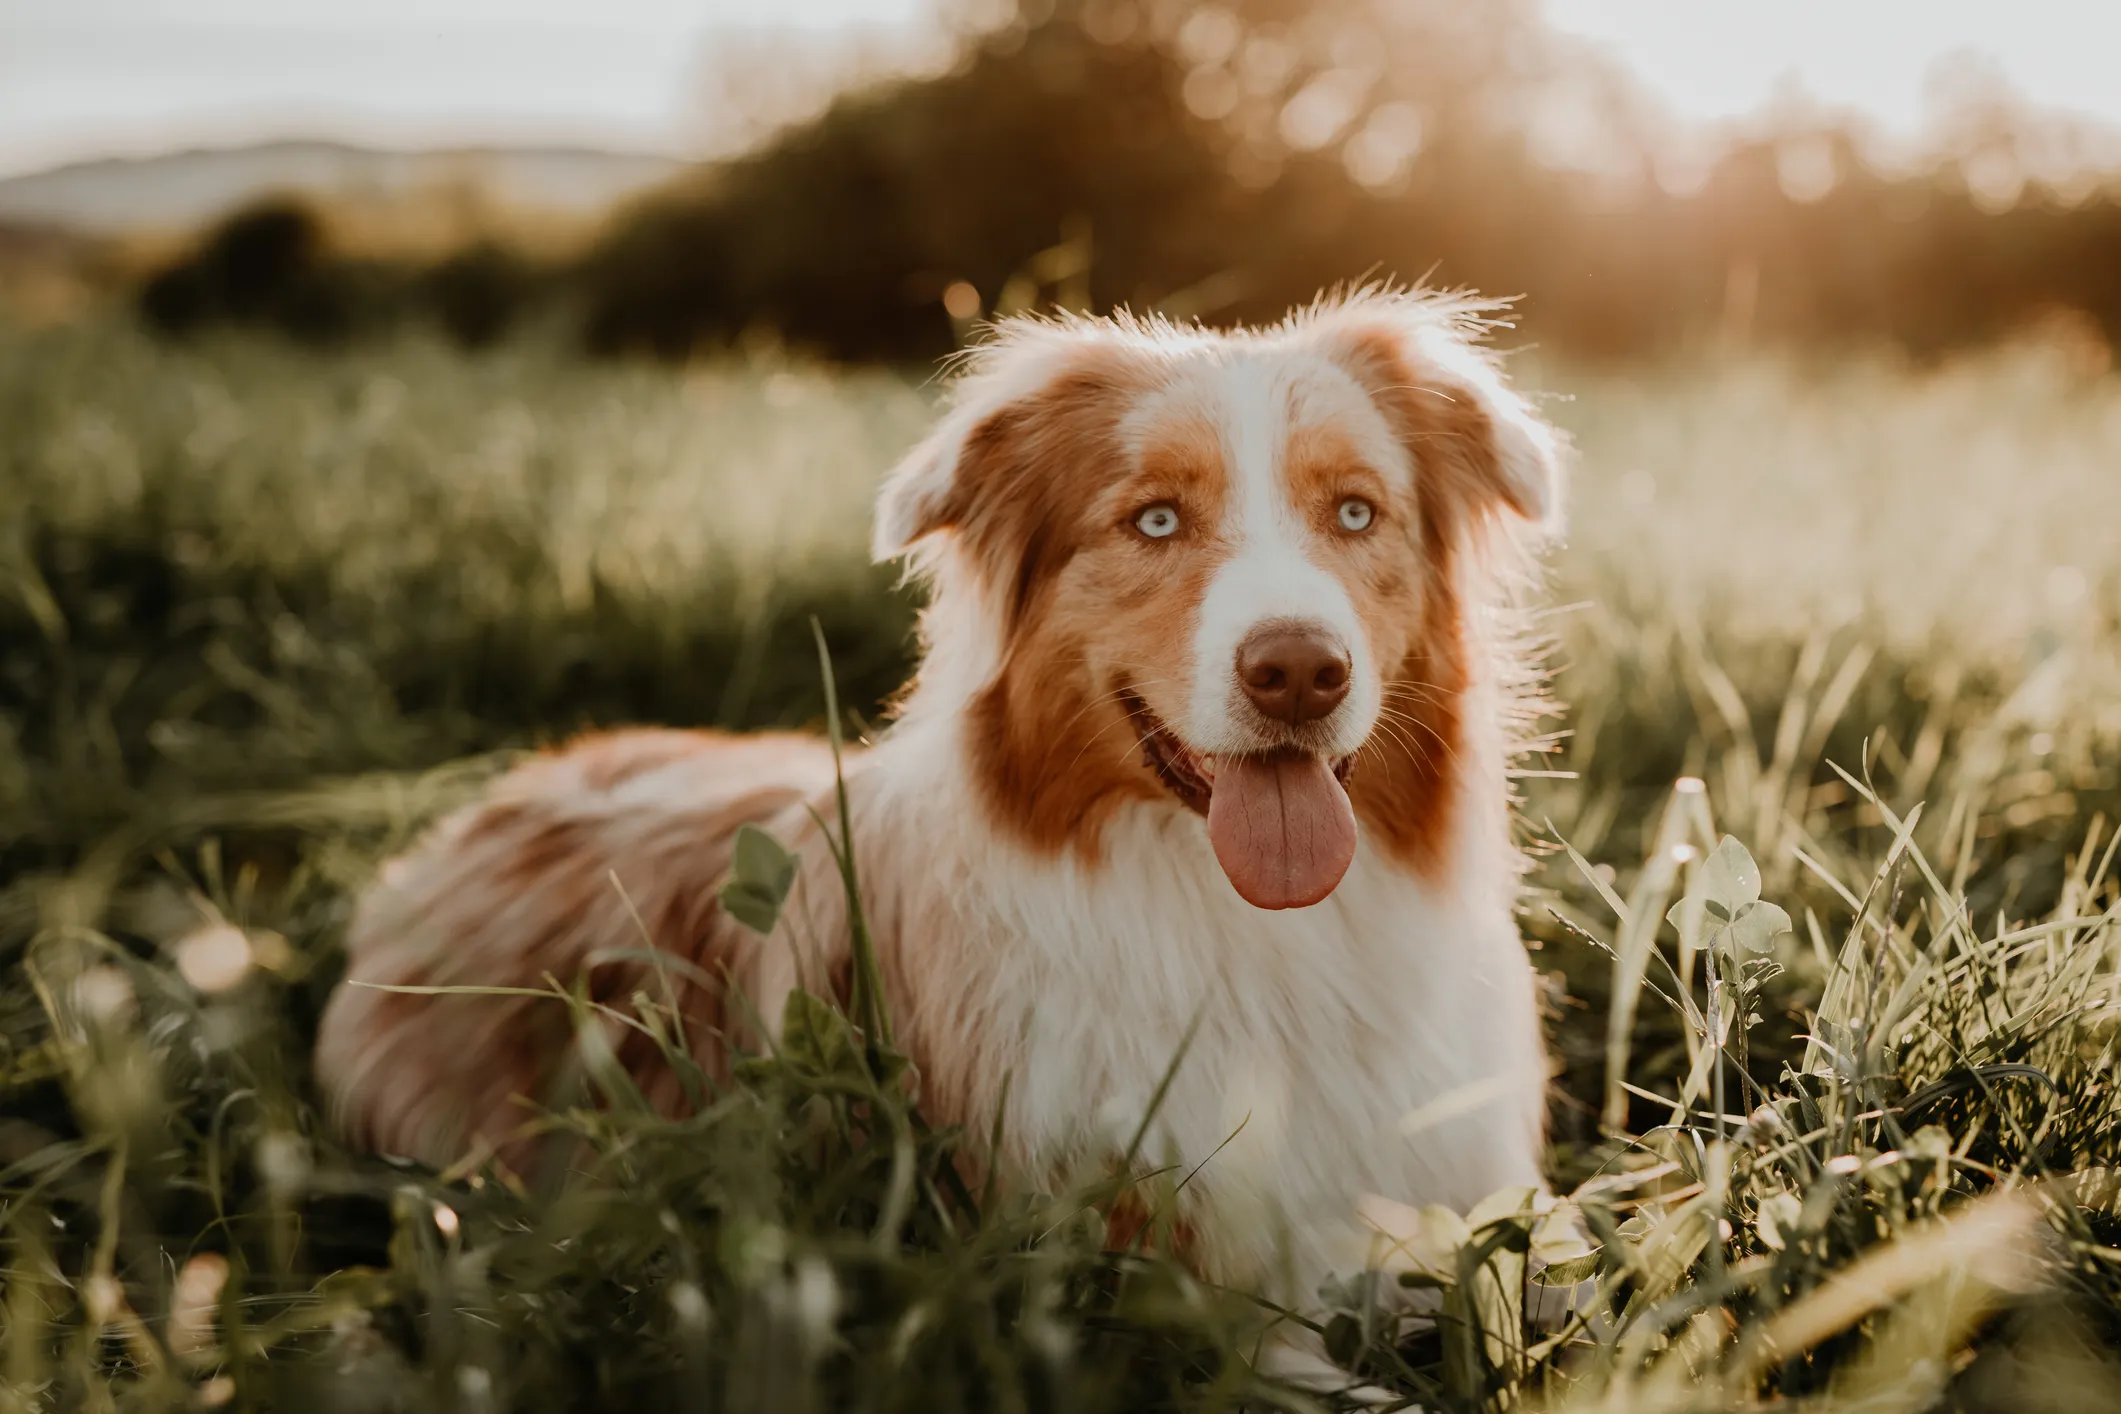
[1206,752,1358,910]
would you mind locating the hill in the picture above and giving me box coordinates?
[0,139,684,235]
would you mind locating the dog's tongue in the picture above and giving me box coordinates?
[1206,751,1358,910]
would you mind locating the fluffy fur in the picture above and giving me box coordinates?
[314,289,1568,1303]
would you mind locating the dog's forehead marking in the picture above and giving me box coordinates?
[1168,350,1382,755]
[1280,350,1414,493]
[1120,346,1410,518]
[1220,357,1290,538]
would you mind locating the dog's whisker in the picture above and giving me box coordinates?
[1372,702,1460,762]
[1040,676,1181,748]
[1367,716,1430,772]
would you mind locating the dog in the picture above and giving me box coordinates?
[314,289,1566,1310]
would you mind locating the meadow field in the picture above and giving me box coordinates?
[4,315,2121,1411]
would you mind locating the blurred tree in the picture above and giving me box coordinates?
[582,9,1247,361]
[129,0,2121,364]
[572,0,1747,360]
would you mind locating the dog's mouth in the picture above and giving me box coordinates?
[1122,691,1359,911]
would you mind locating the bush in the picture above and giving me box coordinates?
[423,240,542,349]
[136,200,547,350]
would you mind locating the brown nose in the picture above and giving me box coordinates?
[1236,626,1351,726]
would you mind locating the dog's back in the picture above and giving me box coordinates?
[314,728,839,1167]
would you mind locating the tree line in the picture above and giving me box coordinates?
[139,0,2121,363]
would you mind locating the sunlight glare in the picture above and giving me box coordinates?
[1543,0,2121,137]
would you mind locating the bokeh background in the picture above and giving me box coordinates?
[6,3,2121,1410]
[12,0,2121,360]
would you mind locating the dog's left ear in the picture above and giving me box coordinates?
[1319,301,1566,537]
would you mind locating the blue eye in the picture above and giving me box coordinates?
[1135,504,1180,539]
[1337,498,1375,533]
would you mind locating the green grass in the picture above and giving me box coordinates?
[3,316,2121,1411]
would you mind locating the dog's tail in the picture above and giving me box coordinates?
[313,729,845,1170]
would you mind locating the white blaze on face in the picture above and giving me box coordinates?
[1184,354,1381,757]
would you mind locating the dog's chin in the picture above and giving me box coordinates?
[1120,692,1360,911]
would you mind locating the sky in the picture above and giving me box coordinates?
[1545,1,2121,133]
[0,1,935,177]
[4,0,2120,179]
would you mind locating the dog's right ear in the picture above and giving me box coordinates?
[872,324,1139,564]
[871,406,979,562]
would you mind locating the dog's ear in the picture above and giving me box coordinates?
[873,326,1139,563]
[1317,297,1565,537]
[871,410,976,562]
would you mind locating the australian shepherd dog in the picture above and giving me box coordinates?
[315,289,1567,1315]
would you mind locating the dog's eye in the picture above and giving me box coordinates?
[1336,498,1376,533]
[1134,504,1181,539]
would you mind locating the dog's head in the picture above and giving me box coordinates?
[875,292,1563,910]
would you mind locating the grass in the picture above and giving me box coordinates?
[3,315,2120,1411]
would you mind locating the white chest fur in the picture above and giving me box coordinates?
[866,744,1548,1293]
